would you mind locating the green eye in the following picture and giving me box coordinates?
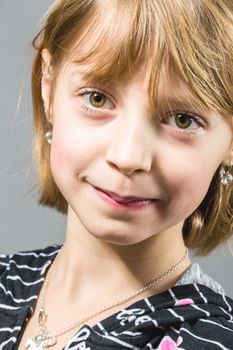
[89,93,107,108]
[175,114,192,129]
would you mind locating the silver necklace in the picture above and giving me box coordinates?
[25,245,189,349]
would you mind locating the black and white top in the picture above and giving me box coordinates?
[0,244,233,349]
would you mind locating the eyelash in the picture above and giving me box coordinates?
[79,88,115,113]
[163,113,205,138]
[78,88,205,138]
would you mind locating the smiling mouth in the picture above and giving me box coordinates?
[93,186,157,210]
[93,186,156,204]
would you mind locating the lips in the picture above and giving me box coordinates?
[93,186,153,203]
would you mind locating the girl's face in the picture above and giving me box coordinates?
[42,53,233,245]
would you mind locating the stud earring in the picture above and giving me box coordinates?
[45,131,53,145]
[219,165,233,185]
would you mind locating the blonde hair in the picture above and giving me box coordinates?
[31,0,233,256]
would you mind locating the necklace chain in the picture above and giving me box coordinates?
[37,245,189,339]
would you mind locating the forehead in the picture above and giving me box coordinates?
[65,59,208,112]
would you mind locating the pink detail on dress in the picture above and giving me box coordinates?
[157,336,183,350]
[175,298,194,306]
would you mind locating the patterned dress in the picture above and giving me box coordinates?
[0,245,233,349]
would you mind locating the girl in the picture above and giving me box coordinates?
[1,0,233,349]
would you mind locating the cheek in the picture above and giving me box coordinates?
[164,153,217,219]
[49,131,83,182]
[49,118,102,189]
[49,93,87,177]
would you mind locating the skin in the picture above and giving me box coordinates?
[22,48,232,349]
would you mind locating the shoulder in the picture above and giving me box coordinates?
[0,244,61,308]
[148,284,233,349]
[0,252,10,272]
[157,284,233,349]
[0,244,61,277]
[176,262,226,294]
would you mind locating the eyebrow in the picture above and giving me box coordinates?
[69,66,118,89]
[69,67,86,78]
[157,95,209,115]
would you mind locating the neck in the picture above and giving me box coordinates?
[49,211,192,306]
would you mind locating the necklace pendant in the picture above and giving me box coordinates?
[25,332,57,349]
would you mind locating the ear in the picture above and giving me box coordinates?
[222,139,233,166]
[222,154,233,166]
[41,48,53,124]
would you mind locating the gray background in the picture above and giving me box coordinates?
[0,1,232,297]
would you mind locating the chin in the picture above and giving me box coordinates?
[91,229,150,246]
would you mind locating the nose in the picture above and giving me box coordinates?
[105,116,153,176]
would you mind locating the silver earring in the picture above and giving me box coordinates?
[220,165,233,185]
[45,131,53,144]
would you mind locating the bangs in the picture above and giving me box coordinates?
[59,0,233,117]
[69,1,161,84]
